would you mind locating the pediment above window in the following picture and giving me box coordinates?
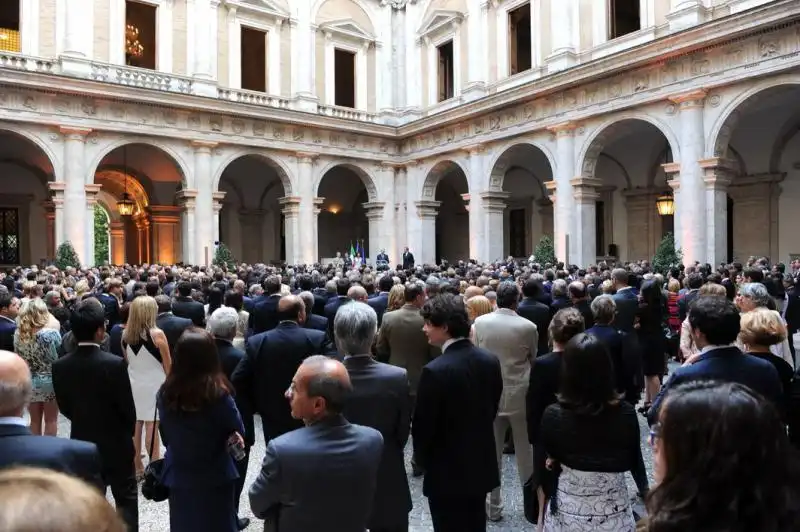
[229,0,290,19]
[319,18,376,44]
[416,9,463,41]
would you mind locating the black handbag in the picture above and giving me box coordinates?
[141,402,169,502]
[522,473,539,524]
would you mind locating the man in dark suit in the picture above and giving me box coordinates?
[232,295,336,445]
[51,298,138,531]
[338,302,412,532]
[612,268,639,333]
[249,355,383,532]
[367,275,393,327]
[402,247,415,270]
[0,350,102,488]
[208,307,254,531]
[0,293,19,352]
[299,291,328,333]
[324,278,352,341]
[569,281,594,329]
[249,275,283,334]
[98,278,124,331]
[154,295,193,355]
[517,277,552,356]
[677,273,703,322]
[649,296,782,424]
[171,280,205,327]
[413,294,503,531]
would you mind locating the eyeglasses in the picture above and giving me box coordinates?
[649,422,661,447]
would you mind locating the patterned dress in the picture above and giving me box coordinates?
[14,328,62,402]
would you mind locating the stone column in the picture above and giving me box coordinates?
[211,191,226,249]
[109,222,125,265]
[192,141,216,265]
[379,163,398,266]
[662,162,682,249]
[480,191,510,263]
[395,166,408,264]
[43,202,55,260]
[177,189,198,265]
[191,0,216,96]
[85,184,102,266]
[61,127,91,265]
[356,41,369,111]
[570,178,602,267]
[312,198,324,263]
[62,0,91,57]
[464,145,485,261]
[362,202,386,263]
[463,0,488,100]
[667,0,710,32]
[278,197,301,265]
[546,0,577,72]
[669,90,706,265]
[537,197,554,240]
[700,158,735,265]
[291,9,317,111]
[48,182,66,250]
[414,201,440,266]
[548,123,577,264]
[296,153,317,265]
[392,5,407,109]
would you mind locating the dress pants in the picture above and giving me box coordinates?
[106,473,139,532]
[234,445,251,514]
[488,413,533,519]
[428,495,486,532]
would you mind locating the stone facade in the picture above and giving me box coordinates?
[1,0,800,267]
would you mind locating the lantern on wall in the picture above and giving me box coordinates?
[116,146,136,216]
[656,193,675,216]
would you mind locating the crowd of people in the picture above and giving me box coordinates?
[0,253,799,531]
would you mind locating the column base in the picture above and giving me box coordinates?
[461,82,487,103]
[191,77,218,98]
[546,49,578,74]
[59,55,93,77]
[666,2,710,32]
[292,94,319,113]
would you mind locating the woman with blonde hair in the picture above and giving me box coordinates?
[739,307,794,410]
[13,298,61,436]
[386,284,405,312]
[467,295,494,343]
[122,295,172,478]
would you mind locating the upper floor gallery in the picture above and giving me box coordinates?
[0,0,778,124]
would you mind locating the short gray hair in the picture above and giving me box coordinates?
[333,302,377,356]
[207,306,239,340]
[298,291,314,314]
[739,282,771,308]
[552,279,568,297]
[591,294,616,324]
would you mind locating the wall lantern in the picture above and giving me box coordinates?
[656,193,675,216]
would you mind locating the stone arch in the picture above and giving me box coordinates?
[311,0,377,32]
[212,150,294,195]
[420,159,470,200]
[314,160,378,201]
[87,137,190,187]
[95,189,122,223]
[707,75,800,159]
[486,139,556,192]
[578,114,681,181]
[94,169,152,216]
[0,125,61,182]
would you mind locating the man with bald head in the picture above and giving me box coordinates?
[232,295,337,446]
[0,350,102,489]
[347,285,368,303]
[249,356,383,532]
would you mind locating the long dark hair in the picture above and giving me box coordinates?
[638,279,664,330]
[647,381,800,532]
[206,285,225,316]
[160,328,231,412]
[557,333,620,414]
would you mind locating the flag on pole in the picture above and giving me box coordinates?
[349,241,355,257]
[358,240,366,264]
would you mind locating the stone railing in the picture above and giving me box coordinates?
[89,62,193,94]
[318,104,378,123]
[0,51,57,73]
[217,88,291,109]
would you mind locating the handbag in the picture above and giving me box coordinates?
[141,402,169,502]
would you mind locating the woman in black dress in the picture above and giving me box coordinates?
[637,279,667,412]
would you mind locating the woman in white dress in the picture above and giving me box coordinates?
[122,295,172,478]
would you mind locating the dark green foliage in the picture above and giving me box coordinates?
[652,232,683,274]
[94,204,110,265]
[55,241,80,270]
[213,242,236,270]
[533,235,557,266]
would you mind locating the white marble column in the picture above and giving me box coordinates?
[380,164,398,266]
[177,189,197,264]
[405,163,423,258]
[571,178,602,267]
[465,146,485,261]
[279,197,301,264]
[357,42,369,110]
[481,191,510,262]
[296,153,317,264]
[267,23,282,95]
[391,5,407,110]
[323,33,335,105]
[701,158,734,265]
[464,0,488,99]
[212,191,226,245]
[395,166,408,260]
[191,0,216,96]
[415,201,439,266]
[549,123,577,264]
[363,204,385,263]
[291,8,317,111]
[662,162,681,249]
[667,0,710,32]
[670,90,706,265]
[546,0,577,72]
[48,182,66,249]
[191,142,215,266]
[20,0,41,56]
[61,127,91,265]
[110,222,125,265]
[85,184,102,266]
[63,0,91,57]
[227,6,240,88]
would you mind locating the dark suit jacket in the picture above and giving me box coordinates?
[156,312,193,354]
[249,415,383,532]
[108,323,124,358]
[51,345,136,480]
[785,288,800,333]
[59,330,111,358]
[311,288,329,317]
[0,422,103,489]
[342,356,412,528]
[367,292,389,326]
[304,313,328,334]
[250,294,282,335]
[412,339,503,498]
[612,288,639,333]
[550,297,572,316]
[324,295,350,340]
[215,339,255,447]
[402,252,415,270]
[517,298,552,356]
[98,293,121,331]
[586,325,640,404]
[677,289,700,323]
[574,299,595,329]
[648,346,782,424]
[0,316,15,352]
[526,351,561,445]
[172,296,205,327]
[231,322,335,444]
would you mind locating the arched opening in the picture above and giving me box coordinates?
[317,165,372,262]
[218,155,289,265]
[0,130,55,266]
[583,118,679,262]
[92,143,185,265]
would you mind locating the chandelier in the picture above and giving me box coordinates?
[117,146,136,216]
[125,24,144,58]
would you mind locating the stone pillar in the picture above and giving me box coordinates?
[296,153,317,265]
[48,182,66,250]
[291,9,317,111]
[667,0,710,32]
[177,189,198,264]
[623,189,663,262]
[727,174,782,261]
[362,202,385,263]
[312,198,324,263]
[463,0,488,100]
[464,145,484,261]
[480,191,509,263]
[546,0,577,72]
[669,90,706,265]
[151,207,182,264]
[570,178,601,267]
[44,203,55,260]
[356,41,369,111]
[61,127,91,265]
[414,201,440,266]
[85,184,102,266]
[62,0,91,57]
[662,162,682,249]
[278,197,301,265]
[192,141,216,265]
[395,166,408,266]
[212,191,226,246]
[548,123,577,264]
[379,163,398,266]
[700,158,735,265]
[191,0,216,96]
[110,222,126,265]
[537,197,554,240]
[392,5,407,109]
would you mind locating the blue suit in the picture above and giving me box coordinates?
[367,292,389,326]
[0,316,15,352]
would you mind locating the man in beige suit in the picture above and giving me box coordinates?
[472,281,537,522]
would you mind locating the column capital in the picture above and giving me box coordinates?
[461,144,486,156]
[544,180,557,202]
[212,190,227,203]
[190,140,219,151]
[460,193,471,212]
[661,162,681,178]
[700,158,736,190]
[570,178,602,202]
[59,126,92,139]
[294,152,318,164]
[547,122,579,136]
[278,195,301,216]
[176,188,199,209]
[313,197,325,214]
[48,181,67,196]
[667,178,680,192]
[84,183,102,196]
[362,201,386,220]
[414,200,441,220]
[668,90,707,107]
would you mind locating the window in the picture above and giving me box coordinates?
[125,0,157,69]
[509,208,526,258]
[437,40,454,102]
[596,201,605,257]
[508,3,531,75]
[0,1,20,53]
[0,208,19,265]
[334,48,356,108]
[241,26,267,92]
[609,0,640,39]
